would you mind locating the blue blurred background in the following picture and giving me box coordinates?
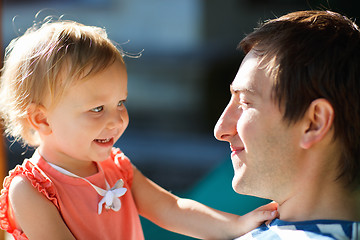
[3,0,360,239]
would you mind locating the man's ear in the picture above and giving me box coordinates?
[300,99,334,149]
[26,103,52,135]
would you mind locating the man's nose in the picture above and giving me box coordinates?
[214,102,238,142]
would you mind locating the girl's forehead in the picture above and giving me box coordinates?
[46,60,127,109]
[68,62,127,96]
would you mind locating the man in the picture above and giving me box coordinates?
[214,10,360,239]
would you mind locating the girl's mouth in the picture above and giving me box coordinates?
[94,138,111,143]
[94,138,114,146]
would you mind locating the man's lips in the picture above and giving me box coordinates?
[230,145,245,156]
[230,145,245,152]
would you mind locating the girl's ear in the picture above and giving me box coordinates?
[26,103,52,135]
[300,99,334,149]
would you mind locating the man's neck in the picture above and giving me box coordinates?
[277,179,360,222]
[275,141,360,222]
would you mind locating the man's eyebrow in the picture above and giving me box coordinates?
[230,84,256,95]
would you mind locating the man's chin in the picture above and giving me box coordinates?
[232,176,246,194]
[232,175,260,197]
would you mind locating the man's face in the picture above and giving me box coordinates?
[214,50,302,201]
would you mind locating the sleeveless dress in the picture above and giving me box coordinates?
[0,148,144,240]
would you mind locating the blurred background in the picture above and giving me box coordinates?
[2,0,360,239]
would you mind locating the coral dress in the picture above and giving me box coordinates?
[0,148,144,240]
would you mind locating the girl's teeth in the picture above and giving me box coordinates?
[95,138,111,143]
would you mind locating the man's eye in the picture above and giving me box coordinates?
[90,106,104,113]
[239,100,249,109]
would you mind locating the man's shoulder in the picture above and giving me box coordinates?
[235,219,360,240]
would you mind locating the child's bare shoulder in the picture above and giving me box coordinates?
[8,175,38,207]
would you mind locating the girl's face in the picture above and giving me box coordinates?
[39,61,129,172]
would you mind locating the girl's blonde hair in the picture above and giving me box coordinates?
[0,19,125,146]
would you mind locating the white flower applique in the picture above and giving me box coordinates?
[97,179,127,214]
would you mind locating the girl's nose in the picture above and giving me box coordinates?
[107,109,127,130]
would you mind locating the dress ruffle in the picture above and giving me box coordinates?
[112,148,133,186]
[0,160,59,239]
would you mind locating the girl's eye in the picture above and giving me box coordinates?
[90,106,104,113]
[118,100,126,107]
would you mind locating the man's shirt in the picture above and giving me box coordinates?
[237,219,360,240]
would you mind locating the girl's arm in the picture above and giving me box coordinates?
[131,166,277,239]
[8,175,76,240]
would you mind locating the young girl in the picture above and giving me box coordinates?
[0,19,278,240]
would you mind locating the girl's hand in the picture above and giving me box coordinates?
[235,201,279,236]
